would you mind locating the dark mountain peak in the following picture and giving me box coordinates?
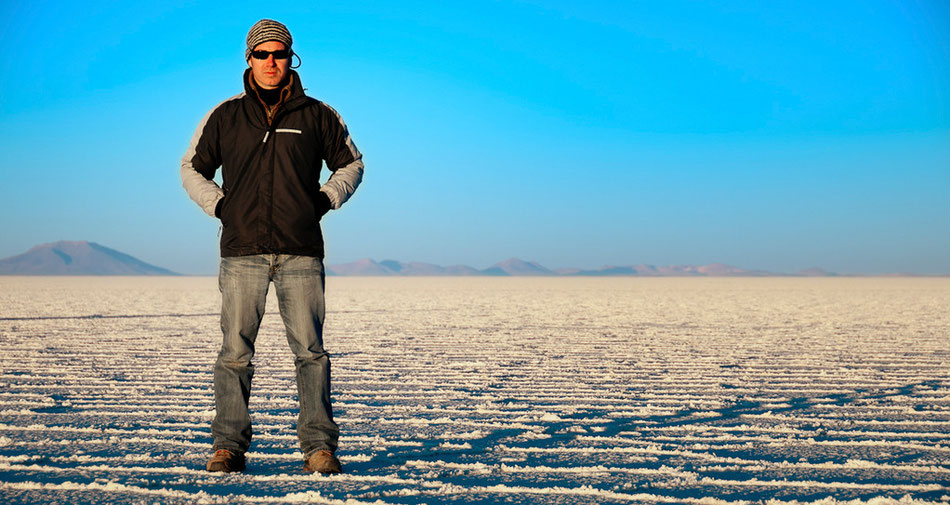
[0,241,178,275]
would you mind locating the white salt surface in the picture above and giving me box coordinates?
[0,276,948,504]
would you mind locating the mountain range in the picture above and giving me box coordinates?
[0,241,860,277]
[323,257,816,277]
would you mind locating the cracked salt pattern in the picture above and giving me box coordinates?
[0,276,948,504]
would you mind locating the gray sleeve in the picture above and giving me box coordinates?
[180,100,233,217]
[320,104,364,209]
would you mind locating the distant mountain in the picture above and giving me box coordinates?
[327,258,391,276]
[327,258,482,276]
[442,264,483,276]
[482,258,552,276]
[0,241,178,275]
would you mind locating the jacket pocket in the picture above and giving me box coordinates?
[218,191,229,224]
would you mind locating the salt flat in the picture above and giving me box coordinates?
[0,276,948,504]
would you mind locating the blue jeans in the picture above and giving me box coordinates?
[212,254,338,457]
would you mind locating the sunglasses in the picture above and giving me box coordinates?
[251,49,292,60]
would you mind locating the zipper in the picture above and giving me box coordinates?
[266,123,277,250]
[262,103,276,143]
[253,87,301,250]
[263,113,280,251]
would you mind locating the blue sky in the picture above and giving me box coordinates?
[1,1,948,274]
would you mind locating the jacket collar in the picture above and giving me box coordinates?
[243,68,307,108]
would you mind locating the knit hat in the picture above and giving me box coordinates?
[246,19,293,60]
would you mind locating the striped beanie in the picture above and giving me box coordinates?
[246,19,293,60]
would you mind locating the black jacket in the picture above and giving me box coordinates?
[181,69,364,258]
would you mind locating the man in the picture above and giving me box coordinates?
[180,19,363,474]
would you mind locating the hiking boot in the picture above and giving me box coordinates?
[206,449,245,473]
[304,450,342,474]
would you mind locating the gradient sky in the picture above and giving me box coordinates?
[1,1,948,275]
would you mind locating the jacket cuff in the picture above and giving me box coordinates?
[214,197,224,218]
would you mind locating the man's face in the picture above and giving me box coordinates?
[249,40,290,89]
